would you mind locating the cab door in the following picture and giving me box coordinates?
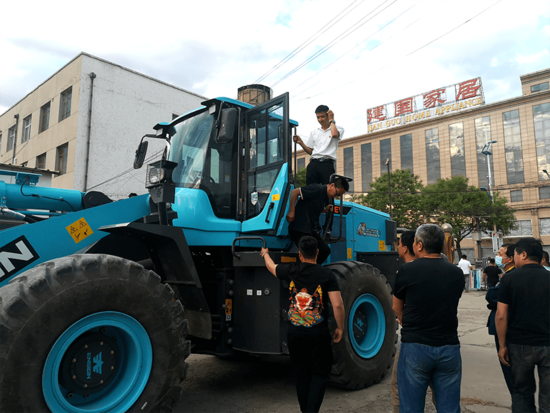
[241,93,290,233]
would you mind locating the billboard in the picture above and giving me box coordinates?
[366,78,485,133]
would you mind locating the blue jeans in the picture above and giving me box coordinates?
[508,343,550,413]
[397,342,462,413]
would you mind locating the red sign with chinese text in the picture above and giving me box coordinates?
[456,78,481,100]
[367,105,386,124]
[394,97,414,117]
[423,88,446,108]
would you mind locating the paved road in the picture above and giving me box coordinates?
[174,290,513,412]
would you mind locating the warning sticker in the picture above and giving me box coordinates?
[378,240,386,251]
[66,218,94,244]
[281,256,297,263]
[271,194,280,201]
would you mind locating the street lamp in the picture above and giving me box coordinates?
[543,169,550,179]
[481,139,497,199]
[481,139,498,239]
[386,158,392,220]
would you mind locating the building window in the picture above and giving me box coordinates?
[508,219,533,237]
[449,122,465,177]
[0,133,2,152]
[297,158,305,170]
[503,110,524,184]
[400,133,413,172]
[540,218,550,235]
[39,102,51,133]
[533,102,550,181]
[56,144,68,175]
[59,87,72,122]
[344,147,354,193]
[540,186,550,200]
[475,116,495,188]
[36,153,46,169]
[425,128,440,184]
[531,82,549,93]
[361,143,372,192]
[7,125,16,151]
[380,138,391,175]
[22,115,32,143]
[510,189,523,202]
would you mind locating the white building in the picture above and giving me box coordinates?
[0,52,206,199]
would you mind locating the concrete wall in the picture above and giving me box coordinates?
[0,56,82,182]
[75,55,206,199]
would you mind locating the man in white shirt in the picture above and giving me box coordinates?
[458,254,474,292]
[293,105,344,185]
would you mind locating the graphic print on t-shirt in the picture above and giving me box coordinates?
[288,281,324,327]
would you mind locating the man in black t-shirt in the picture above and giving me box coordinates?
[286,177,349,264]
[392,224,464,413]
[261,236,345,413]
[496,238,550,413]
[483,258,502,288]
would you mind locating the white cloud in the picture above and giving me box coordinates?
[1,0,550,137]
[515,49,549,65]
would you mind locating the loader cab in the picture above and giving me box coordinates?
[167,93,295,233]
[169,106,238,219]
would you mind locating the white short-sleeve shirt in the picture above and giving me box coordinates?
[458,259,472,274]
[305,125,345,161]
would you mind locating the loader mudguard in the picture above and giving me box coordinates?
[90,222,212,340]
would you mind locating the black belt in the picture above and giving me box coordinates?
[310,158,335,163]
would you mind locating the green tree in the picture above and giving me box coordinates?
[353,169,425,229]
[421,176,517,257]
[295,167,307,187]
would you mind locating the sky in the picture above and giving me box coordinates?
[1,0,549,140]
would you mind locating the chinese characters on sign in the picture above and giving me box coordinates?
[394,97,414,117]
[367,106,386,123]
[366,78,484,133]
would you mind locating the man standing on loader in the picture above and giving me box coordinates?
[286,176,349,264]
[293,105,344,186]
[260,236,345,413]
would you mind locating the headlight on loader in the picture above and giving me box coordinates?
[147,167,165,186]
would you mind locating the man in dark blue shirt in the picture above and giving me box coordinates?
[286,177,349,264]
[496,238,550,413]
[261,236,345,413]
[392,224,464,413]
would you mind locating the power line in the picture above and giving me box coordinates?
[270,0,397,88]
[86,149,164,192]
[253,0,364,84]
[295,0,503,102]
[291,4,417,97]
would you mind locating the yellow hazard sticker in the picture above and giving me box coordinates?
[281,256,297,263]
[272,194,280,201]
[225,299,232,314]
[347,248,352,259]
[66,218,93,244]
[379,240,386,251]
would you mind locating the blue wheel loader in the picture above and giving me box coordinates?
[0,93,399,412]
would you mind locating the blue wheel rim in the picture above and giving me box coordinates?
[43,311,152,413]
[348,294,385,359]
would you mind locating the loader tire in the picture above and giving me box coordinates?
[325,261,397,390]
[0,254,190,413]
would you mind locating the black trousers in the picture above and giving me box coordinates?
[495,336,517,399]
[287,325,333,413]
[306,159,335,186]
[289,230,331,264]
